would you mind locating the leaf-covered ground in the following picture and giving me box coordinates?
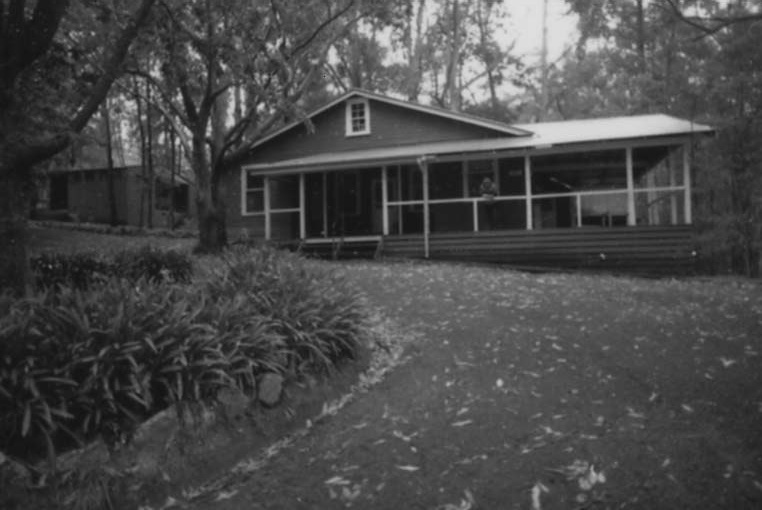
[183,259,762,510]
[24,229,762,508]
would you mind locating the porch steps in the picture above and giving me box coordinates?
[298,239,381,260]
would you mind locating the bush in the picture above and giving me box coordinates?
[30,252,111,290]
[203,246,367,372]
[30,247,193,290]
[1,246,368,461]
[113,246,193,283]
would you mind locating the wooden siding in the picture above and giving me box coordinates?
[382,226,696,275]
[248,99,510,165]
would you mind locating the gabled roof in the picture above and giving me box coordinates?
[244,113,713,172]
[251,89,533,150]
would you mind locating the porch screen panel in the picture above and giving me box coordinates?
[388,204,424,235]
[635,191,685,225]
[429,161,464,199]
[430,202,472,232]
[632,145,687,225]
[580,193,628,227]
[467,160,495,197]
[532,196,575,229]
[270,212,300,240]
[479,200,526,230]
[305,172,325,237]
[268,174,300,240]
[498,157,525,196]
[387,164,422,202]
[531,150,626,194]
[269,175,299,209]
[633,145,684,188]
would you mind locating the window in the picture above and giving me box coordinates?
[243,172,264,215]
[346,99,370,136]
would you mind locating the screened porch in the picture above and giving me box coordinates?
[240,140,692,243]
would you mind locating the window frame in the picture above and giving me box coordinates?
[345,98,371,136]
[241,170,265,217]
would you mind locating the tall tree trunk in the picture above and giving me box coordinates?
[445,0,462,111]
[636,0,646,72]
[102,97,118,226]
[145,77,155,229]
[169,120,176,230]
[539,0,550,121]
[134,78,147,228]
[406,0,427,101]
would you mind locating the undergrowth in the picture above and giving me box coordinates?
[0,245,369,472]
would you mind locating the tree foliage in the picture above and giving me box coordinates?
[0,0,156,293]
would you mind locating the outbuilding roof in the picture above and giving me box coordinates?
[244,113,713,172]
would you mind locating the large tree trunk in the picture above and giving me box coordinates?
[192,132,227,253]
[0,157,33,295]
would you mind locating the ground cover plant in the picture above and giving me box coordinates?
[0,243,369,479]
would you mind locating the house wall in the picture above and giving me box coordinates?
[66,169,130,224]
[248,99,507,164]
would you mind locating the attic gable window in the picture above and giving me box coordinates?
[346,98,370,136]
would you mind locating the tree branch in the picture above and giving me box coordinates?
[69,0,156,133]
[661,0,762,37]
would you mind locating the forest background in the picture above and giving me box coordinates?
[1,0,761,294]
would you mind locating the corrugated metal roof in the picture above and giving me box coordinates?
[513,114,712,146]
[244,114,713,172]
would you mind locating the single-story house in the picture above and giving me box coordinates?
[224,89,713,273]
[38,164,194,228]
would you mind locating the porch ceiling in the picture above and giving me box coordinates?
[244,114,713,173]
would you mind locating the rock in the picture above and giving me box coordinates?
[258,373,284,406]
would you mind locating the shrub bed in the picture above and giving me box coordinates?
[0,246,368,463]
[30,246,193,289]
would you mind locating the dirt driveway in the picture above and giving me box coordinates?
[178,260,762,510]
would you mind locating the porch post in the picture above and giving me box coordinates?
[322,172,328,237]
[669,155,678,225]
[524,155,533,230]
[626,147,636,226]
[299,172,306,239]
[417,156,431,259]
[264,175,271,240]
[683,141,692,224]
[381,166,389,235]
